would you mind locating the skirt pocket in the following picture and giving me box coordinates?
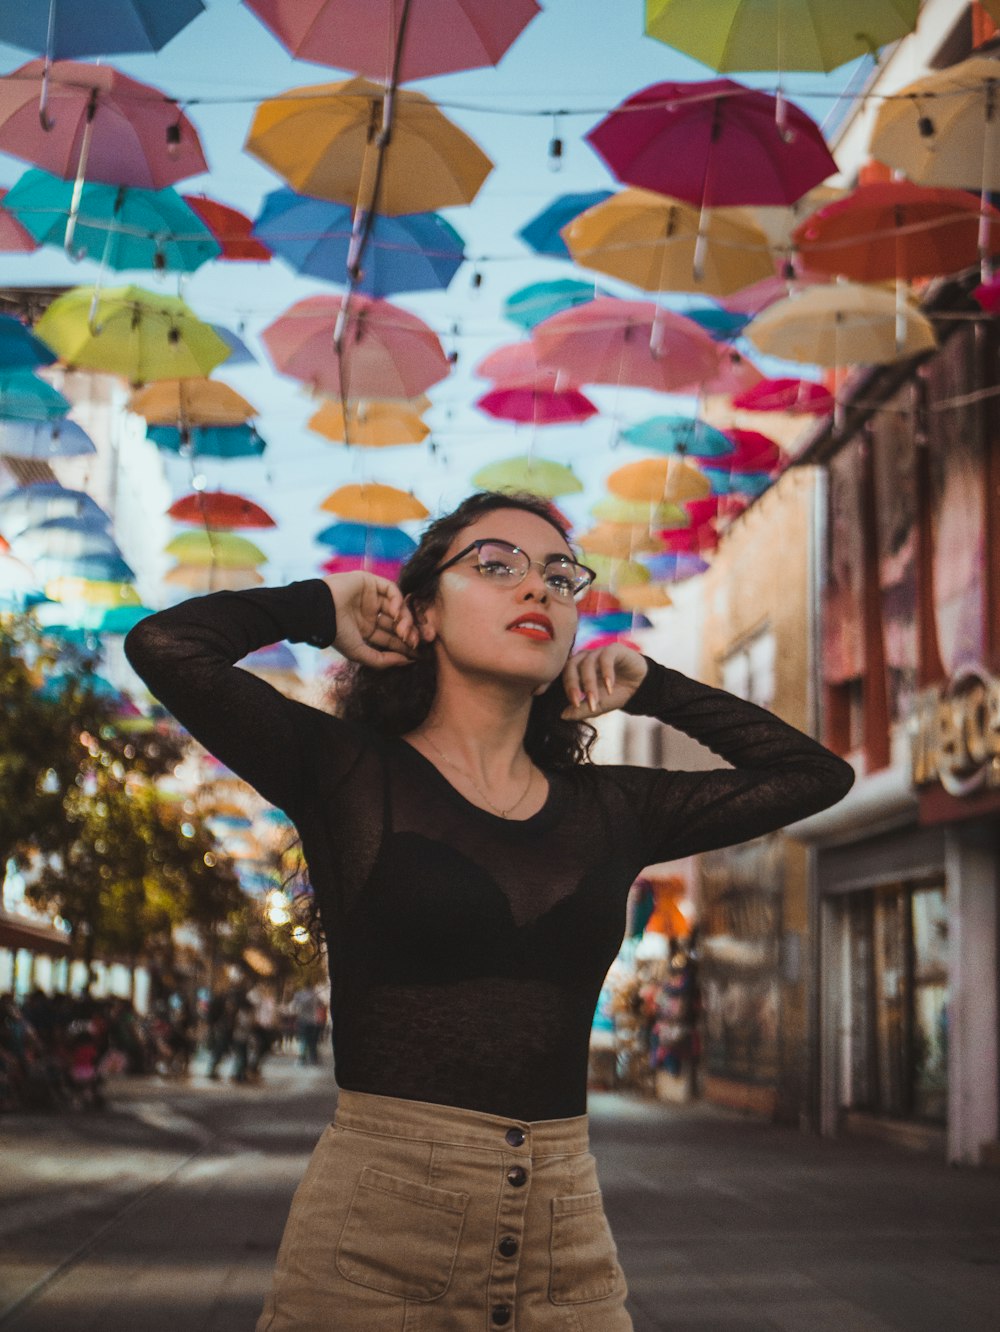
[548,1189,623,1305]
[336,1166,470,1302]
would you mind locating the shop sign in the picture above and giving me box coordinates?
[910,664,1000,797]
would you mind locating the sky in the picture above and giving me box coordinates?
[0,0,862,587]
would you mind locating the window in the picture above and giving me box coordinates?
[721,627,776,710]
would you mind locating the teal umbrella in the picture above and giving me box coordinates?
[0,313,56,369]
[503,279,609,330]
[147,423,267,457]
[704,468,774,497]
[621,416,735,458]
[0,369,70,421]
[4,168,221,272]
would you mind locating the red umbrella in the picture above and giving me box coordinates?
[0,187,39,252]
[722,429,784,472]
[321,554,403,580]
[532,298,720,393]
[167,492,277,530]
[243,0,541,82]
[657,522,720,554]
[732,377,834,414]
[476,384,598,425]
[586,80,838,209]
[183,195,272,261]
[577,589,623,616]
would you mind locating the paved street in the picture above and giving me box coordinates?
[1,1052,998,1331]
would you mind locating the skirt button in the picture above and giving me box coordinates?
[491,1304,512,1326]
[506,1165,527,1187]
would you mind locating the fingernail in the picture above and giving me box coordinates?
[587,692,598,711]
[602,675,612,692]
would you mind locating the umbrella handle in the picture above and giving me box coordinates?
[38,0,57,131]
[64,89,98,255]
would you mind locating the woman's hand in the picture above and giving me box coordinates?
[560,643,648,720]
[322,572,420,669]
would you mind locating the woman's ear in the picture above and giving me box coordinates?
[411,599,437,643]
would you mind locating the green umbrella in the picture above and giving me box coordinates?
[472,455,584,499]
[164,530,268,568]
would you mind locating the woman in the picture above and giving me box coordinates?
[125,491,854,1330]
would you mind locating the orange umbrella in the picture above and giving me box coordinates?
[309,398,429,446]
[321,483,428,524]
[607,457,712,504]
[129,379,256,426]
[165,565,265,592]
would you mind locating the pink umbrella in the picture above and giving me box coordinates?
[586,79,838,209]
[683,347,763,397]
[321,554,403,580]
[579,632,642,653]
[532,298,720,393]
[261,294,450,399]
[722,271,829,316]
[476,384,598,425]
[732,377,834,414]
[475,342,569,387]
[0,187,39,252]
[973,275,1000,314]
[722,428,784,472]
[243,0,541,82]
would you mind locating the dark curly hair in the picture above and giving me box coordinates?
[329,490,596,768]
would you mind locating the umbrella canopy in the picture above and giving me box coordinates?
[974,275,1000,314]
[576,552,651,588]
[322,483,428,525]
[576,523,664,558]
[791,181,1000,281]
[164,530,268,569]
[13,521,122,560]
[579,632,644,652]
[245,77,493,215]
[0,60,207,188]
[503,280,607,330]
[607,456,712,503]
[577,589,623,616]
[586,79,838,208]
[658,522,720,554]
[644,0,920,73]
[704,468,774,498]
[0,482,107,537]
[471,456,584,498]
[34,551,135,582]
[621,416,735,458]
[564,188,774,296]
[90,604,153,635]
[315,521,417,558]
[722,271,829,316]
[4,168,221,272]
[475,341,569,387]
[46,576,141,606]
[722,428,784,472]
[746,282,936,366]
[321,554,402,580]
[518,190,614,258]
[167,492,276,530]
[642,551,710,581]
[243,0,540,82]
[0,552,44,605]
[253,190,465,295]
[685,495,748,526]
[0,369,70,421]
[147,423,267,457]
[685,306,752,340]
[210,325,257,366]
[35,285,231,384]
[0,313,56,369]
[532,298,720,392]
[694,347,764,396]
[0,187,40,252]
[475,384,598,425]
[309,398,429,446]
[591,495,689,527]
[616,582,673,610]
[0,417,95,457]
[732,375,834,413]
[0,2,205,58]
[183,194,272,261]
[129,378,256,426]
[262,294,450,399]
[164,565,265,592]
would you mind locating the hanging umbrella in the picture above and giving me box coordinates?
[579,632,644,652]
[721,429,784,472]
[532,298,720,392]
[746,283,936,365]
[164,531,268,569]
[616,582,672,610]
[253,189,465,296]
[4,168,221,272]
[641,551,710,581]
[791,180,1000,281]
[309,398,430,446]
[578,589,623,616]
[476,384,598,425]
[164,565,265,592]
[167,492,276,530]
[321,483,428,524]
[209,325,257,366]
[475,342,570,387]
[0,482,107,537]
[129,378,256,426]
[0,417,95,457]
[239,642,301,675]
[732,376,834,414]
[576,552,651,588]
[0,369,70,421]
[34,286,231,385]
[147,423,266,458]
[607,456,711,503]
[518,190,614,258]
[246,77,493,215]
[722,270,829,317]
[621,416,735,458]
[321,554,403,580]
[503,280,608,330]
[0,313,56,370]
[46,576,141,606]
[315,521,417,559]
[685,495,747,526]
[586,80,838,209]
[684,306,752,341]
[13,521,122,560]
[243,0,540,82]
[564,188,774,295]
[586,610,654,634]
[0,552,44,606]
[34,551,136,582]
[690,347,764,397]
[703,468,775,498]
[90,604,153,634]
[576,523,664,558]
[0,187,40,252]
[591,495,689,527]
[644,0,920,74]
[0,2,205,59]
[658,522,720,554]
[262,294,450,398]
[973,274,1000,314]
[183,194,272,261]
[471,456,584,498]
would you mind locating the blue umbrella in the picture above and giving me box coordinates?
[0,370,70,422]
[641,552,711,581]
[147,423,267,458]
[253,189,466,297]
[0,314,56,370]
[503,279,610,330]
[33,553,136,582]
[0,417,95,458]
[315,521,417,559]
[210,324,257,366]
[703,468,774,498]
[0,483,108,537]
[518,190,614,258]
[24,513,111,534]
[13,521,122,560]
[621,416,735,458]
[0,1,206,58]
[4,169,220,272]
[685,307,752,341]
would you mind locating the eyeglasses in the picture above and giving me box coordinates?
[431,538,596,601]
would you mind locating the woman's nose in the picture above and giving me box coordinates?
[519,564,549,600]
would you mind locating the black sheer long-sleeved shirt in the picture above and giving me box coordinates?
[124,580,853,1120]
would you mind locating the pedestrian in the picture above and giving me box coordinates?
[125,491,853,1330]
[290,986,322,1066]
[205,993,234,1081]
[230,996,254,1084]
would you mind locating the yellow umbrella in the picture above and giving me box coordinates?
[577,552,651,588]
[607,457,711,504]
[564,188,774,296]
[471,456,584,499]
[129,379,257,426]
[164,565,265,592]
[164,531,267,569]
[576,523,664,558]
[321,483,429,524]
[245,76,493,215]
[745,283,936,366]
[309,398,430,447]
[616,582,673,610]
[591,495,689,527]
[45,578,142,607]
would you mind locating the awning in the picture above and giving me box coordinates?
[0,910,72,957]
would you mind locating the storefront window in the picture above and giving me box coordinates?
[910,886,949,1122]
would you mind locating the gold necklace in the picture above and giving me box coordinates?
[421,733,534,819]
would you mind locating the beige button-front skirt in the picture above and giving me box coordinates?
[256,1089,633,1331]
